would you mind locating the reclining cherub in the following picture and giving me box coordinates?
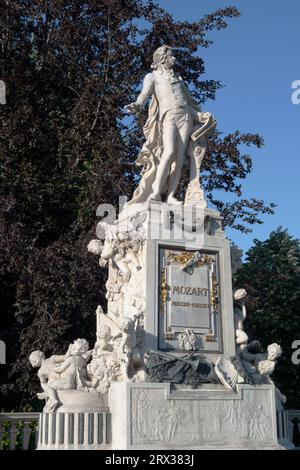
[29,338,92,412]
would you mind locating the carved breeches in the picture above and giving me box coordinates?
[161,107,193,156]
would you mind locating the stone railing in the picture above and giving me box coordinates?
[0,413,39,450]
[286,410,300,449]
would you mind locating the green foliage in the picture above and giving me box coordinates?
[1,421,10,450]
[14,421,24,450]
[0,420,37,450]
[234,228,300,408]
[0,0,274,410]
[28,421,38,450]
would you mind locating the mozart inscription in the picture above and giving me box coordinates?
[169,264,211,330]
[159,247,220,351]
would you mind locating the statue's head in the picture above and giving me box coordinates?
[29,350,45,368]
[151,45,175,70]
[267,343,282,361]
[70,338,89,356]
[97,325,111,341]
[119,317,132,333]
[117,231,129,242]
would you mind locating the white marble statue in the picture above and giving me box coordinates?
[125,45,216,205]
[87,308,145,393]
[88,212,147,325]
[233,288,249,352]
[88,227,141,284]
[240,341,282,384]
[29,339,92,412]
[179,329,202,351]
[215,288,284,393]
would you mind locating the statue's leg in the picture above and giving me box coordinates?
[148,120,176,201]
[236,329,248,346]
[42,383,60,411]
[166,115,191,203]
[115,258,131,283]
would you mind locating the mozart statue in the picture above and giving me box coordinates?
[126,45,216,206]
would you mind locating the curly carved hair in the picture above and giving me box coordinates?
[151,45,172,69]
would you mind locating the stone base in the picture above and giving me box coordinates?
[37,412,112,450]
[48,390,109,413]
[37,390,111,450]
[109,382,284,450]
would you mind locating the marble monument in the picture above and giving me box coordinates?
[31,45,286,450]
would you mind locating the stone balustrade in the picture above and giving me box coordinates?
[0,412,39,450]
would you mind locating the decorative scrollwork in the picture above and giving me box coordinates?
[160,268,169,309]
[210,272,219,313]
[168,251,213,267]
[168,251,193,265]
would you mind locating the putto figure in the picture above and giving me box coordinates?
[29,339,92,412]
[126,45,216,206]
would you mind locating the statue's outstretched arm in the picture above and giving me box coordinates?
[51,354,67,363]
[125,73,154,114]
[54,357,72,373]
[50,344,72,363]
[135,73,154,107]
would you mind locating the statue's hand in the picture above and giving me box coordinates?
[125,102,141,115]
[99,257,108,268]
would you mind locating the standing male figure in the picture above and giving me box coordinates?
[126,45,208,205]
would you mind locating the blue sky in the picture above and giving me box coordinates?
[158,0,300,254]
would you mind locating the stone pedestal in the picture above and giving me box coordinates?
[37,390,111,450]
[115,202,235,363]
[38,412,111,450]
[99,202,284,449]
[110,382,282,450]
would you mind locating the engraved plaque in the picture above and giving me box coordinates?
[158,247,221,352]
[169,265,210,329]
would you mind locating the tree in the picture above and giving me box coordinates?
[234,228,300,408]
[0,0,274,410]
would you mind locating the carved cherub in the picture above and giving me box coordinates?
[233,288,249,353]
[179,329,199,351]
[93,325,113,357]
[114,317,139,380]
[29,339,92,412]
[240,341,282,385]
[88,228,141,285]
